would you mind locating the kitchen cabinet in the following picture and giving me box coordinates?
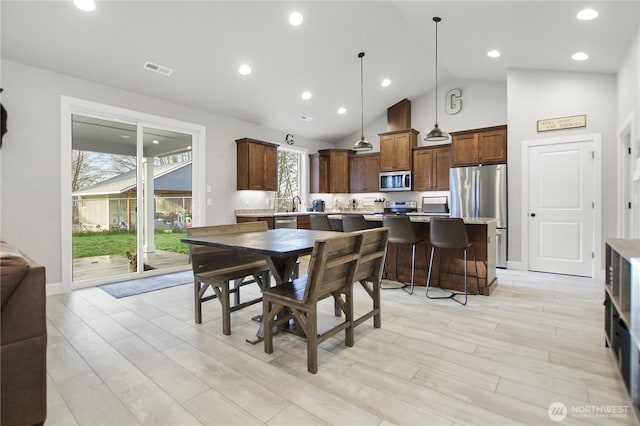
[379,129,418,172]
[604,239,640,420]
[236,138,278,191]
[350,153,379,193]
[297,214,310,229]
[450,125,507,166]
[309,149,353,193]
[236,216,274,229]
[412,144,451,191]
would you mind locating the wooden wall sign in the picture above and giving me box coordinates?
[537,114,586,132]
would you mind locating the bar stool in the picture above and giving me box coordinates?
[426,217,480,305]
[382,215,426,295]
[310,214,333,231]
[342,214,368,232]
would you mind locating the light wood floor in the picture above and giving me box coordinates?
[45,267,638,425]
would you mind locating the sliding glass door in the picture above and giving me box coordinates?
[70,115,192,283]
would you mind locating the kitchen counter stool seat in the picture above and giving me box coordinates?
[187,222,271,335]
[383,215,426,295]
[426,217,480,305]
[310,214,333,231]
[342,214,368,232]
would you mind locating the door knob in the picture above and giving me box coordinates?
[530,213,536,217]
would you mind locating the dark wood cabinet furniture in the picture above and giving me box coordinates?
[450,125,507,166]
[309,149,353,193]
[296,214,310,229]
[604,239,640,421]
[379,129,418,172]
[236,138,278,191]
[237,216,275,229]
[350,153,379,193]
[412,144,451,191]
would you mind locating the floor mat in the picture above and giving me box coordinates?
[99,270,192,298]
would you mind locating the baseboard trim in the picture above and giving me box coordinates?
[46,282,63,296]
[506,261,525,271]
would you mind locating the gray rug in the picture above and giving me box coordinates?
[99,270,193,298]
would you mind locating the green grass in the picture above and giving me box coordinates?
[72,229,188,258]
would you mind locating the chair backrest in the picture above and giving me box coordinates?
[309,214,333,231]
[186,222,268,274]
[352,228,389,284]
[383,215,421,244]
[303,233,363,303]
[342,214,368,232]
[429,217,470,249]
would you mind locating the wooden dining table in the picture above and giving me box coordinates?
[181,228,342,342]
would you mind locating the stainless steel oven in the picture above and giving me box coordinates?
[379,171,411,192]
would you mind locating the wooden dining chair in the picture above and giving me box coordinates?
[186,222,271,335]
[352,227,389,329]
[262,232,364,373]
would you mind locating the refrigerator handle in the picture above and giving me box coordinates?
[474,168,480,218]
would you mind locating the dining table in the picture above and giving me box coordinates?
[181,228,342,343]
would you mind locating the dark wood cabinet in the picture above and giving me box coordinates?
[379,129,418,171]
[309,149,353,193]
[349,153,379,193]
[412,144,451,191]
[450,125,507,166]
[236,216,275,229]
[236,138,278,191]
[296,215,310,229]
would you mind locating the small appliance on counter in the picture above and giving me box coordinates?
[311,199,325,212]
[383,200,418,214]
[422,196,449,216]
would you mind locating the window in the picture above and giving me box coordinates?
[275,147,306,211]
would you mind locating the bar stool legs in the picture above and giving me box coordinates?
[426,245,480,305]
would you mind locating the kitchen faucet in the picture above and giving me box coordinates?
[292,196,302,212]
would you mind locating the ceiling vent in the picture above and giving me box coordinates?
[143,61,173,77]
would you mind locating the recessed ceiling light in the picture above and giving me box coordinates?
[289,12,303,26]
[120,135,130,139]
[187,145,192,150]
[74,0,95,12]
[381,78,391,88]
[577,8,598,20]
[487,50,501,58]
[152,140,159,145]
[238,64,252,75]
[572,51,589,61]
[301,91,312,100]
[337,107,347,115]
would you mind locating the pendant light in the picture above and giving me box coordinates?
[425,17,449,142]
[353,51,373,151]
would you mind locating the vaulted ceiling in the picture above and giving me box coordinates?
[2,1,638,143]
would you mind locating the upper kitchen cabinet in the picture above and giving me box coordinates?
[350,152,379,193]
[413,144,451,191]
[450,125,507,166]
[236,138,278,191]
[379,129,418,172]
[309,149,353,193]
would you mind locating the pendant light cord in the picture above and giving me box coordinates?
[359,51,365,139]
[434,17,439,125]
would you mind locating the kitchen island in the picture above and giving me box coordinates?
[361,214,498,296]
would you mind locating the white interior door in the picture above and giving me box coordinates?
[527,139,594,277]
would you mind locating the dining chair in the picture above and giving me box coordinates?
[262,231,364,373]
[186,222,271,335]
[309,214,333,231]
[341,214,368,232]
[352,227,389,329]
[382,215,427,295]
[426,217,480,305]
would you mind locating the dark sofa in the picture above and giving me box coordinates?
[1,241,47,426]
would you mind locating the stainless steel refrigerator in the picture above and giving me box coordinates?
[449,164,507,268]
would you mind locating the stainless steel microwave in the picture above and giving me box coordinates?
[379,171,411,192]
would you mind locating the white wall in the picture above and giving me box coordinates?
[617,29,640,238]
[0,59,332,288]
[337,78,508,150]
[507,69,618,267]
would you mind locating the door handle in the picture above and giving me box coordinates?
[530,213,536,217]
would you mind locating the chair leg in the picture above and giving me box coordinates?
[473,245,480,295]
[194,280,203,324]
[345,291,354,347]
[426,247,455,300]
[263,298,274,354]
[307,308,318,374]
[372,279,381,328]
[452,249,469,305]
[402,243,416,295]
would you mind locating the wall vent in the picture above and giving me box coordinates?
[143,61,173,76]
